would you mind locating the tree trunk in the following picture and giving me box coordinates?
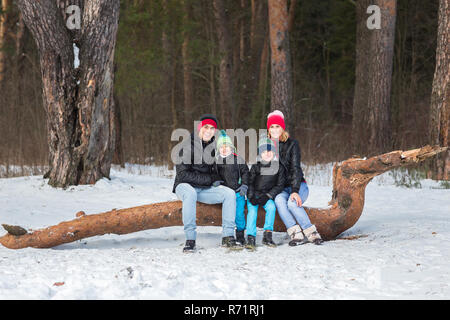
[112,91,124,168]
[213,0,234,128]
[268,0,293,128]
[429,0,450,180]
[182,0,194,128]
[352,0,372,155]
[249,0,268,127]
[202,0,217,115]
[0,0,9,86]
[257,29,270,128]
[162,0,177,170]
[288,0,297,32]
[0,145,446,249]
[16,0,120,188]
[366,0,396,155]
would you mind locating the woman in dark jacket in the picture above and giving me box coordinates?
[267,110,323,245]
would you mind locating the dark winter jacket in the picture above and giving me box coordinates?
[172,132,220,193]
[276,137,305,193]
[215,153,249,192]
[247,160,286,203]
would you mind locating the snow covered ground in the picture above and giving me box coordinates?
[0,164,449,299]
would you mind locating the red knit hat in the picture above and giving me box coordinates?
[197,114,218,131]
[267,110,286,130]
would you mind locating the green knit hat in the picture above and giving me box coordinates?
[216,130,235,150]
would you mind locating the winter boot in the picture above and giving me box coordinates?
[262,230,277,247]
[303,225,323,245]
[245,235,256,251]
[183,240,196,253]
[235,230,246,246]
[222,236,243,250]
[287,225,307,246]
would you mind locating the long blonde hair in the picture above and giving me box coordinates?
[268,128,290,142]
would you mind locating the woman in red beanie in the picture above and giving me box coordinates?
[267,110,323,245]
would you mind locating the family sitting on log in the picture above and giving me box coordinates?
[173,111,323,253]
[0,113,446,250]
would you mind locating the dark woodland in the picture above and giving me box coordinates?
[0,0,448,183]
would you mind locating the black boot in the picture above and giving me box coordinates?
[235,230,246,245]
[183,240,196,253]
[262,230,277,247]
[222,236,243,250]
[245,235,256,251]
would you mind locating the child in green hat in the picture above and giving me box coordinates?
[215,130,250,245]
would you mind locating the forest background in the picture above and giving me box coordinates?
[0,0,445,179]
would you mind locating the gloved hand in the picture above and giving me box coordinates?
[212,180,224,187]
[236,184,248,197]
[257,194,270,206]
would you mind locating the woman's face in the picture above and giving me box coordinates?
[269,124,283,140]
[199,124,216,142]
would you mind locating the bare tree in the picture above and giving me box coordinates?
[181,0,194,128]
[0,0,9,86]
[352,0,372,155]
[366,0,396,155]
[352,0,397,156]
[16,0,120,188]
[213,0,234,128]
[268,0,293,128]
[429,0,449,180]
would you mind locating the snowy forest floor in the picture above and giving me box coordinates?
[0,164,449,299]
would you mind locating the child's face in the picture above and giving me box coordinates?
[261,150,274,162]
[220,144,232,157]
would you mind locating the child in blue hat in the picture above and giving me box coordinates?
[245,137,286,249]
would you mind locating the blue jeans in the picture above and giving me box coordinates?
[274,183,312,230]
[246,199,276,237]
[235,193,246,232]
[175,183,236,240]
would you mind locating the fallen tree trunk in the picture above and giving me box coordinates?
[0,145,447,249]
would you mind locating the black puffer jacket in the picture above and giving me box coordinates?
[172,132,220,192]
[247,160,286,202]
[277,137,305,193]
[215,153,249,192]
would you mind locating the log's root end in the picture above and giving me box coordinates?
[2,224,28,236]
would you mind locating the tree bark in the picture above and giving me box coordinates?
[162,0,177,170]
[288,0,297,32]
[352,0,396,156]
[429,0,450,180]
[213,0,234,128]
[0,0,9,86]
[182,0,194,128]
[16,0,120,188]
[268,0,293,128]
[202,0,217,115]
[366,0,396,155]
[0,145,446,249]
[112,91,124,168]
[257,29,270,128]
[352,0,372,155]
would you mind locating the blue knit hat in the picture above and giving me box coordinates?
[258,136,275,155]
